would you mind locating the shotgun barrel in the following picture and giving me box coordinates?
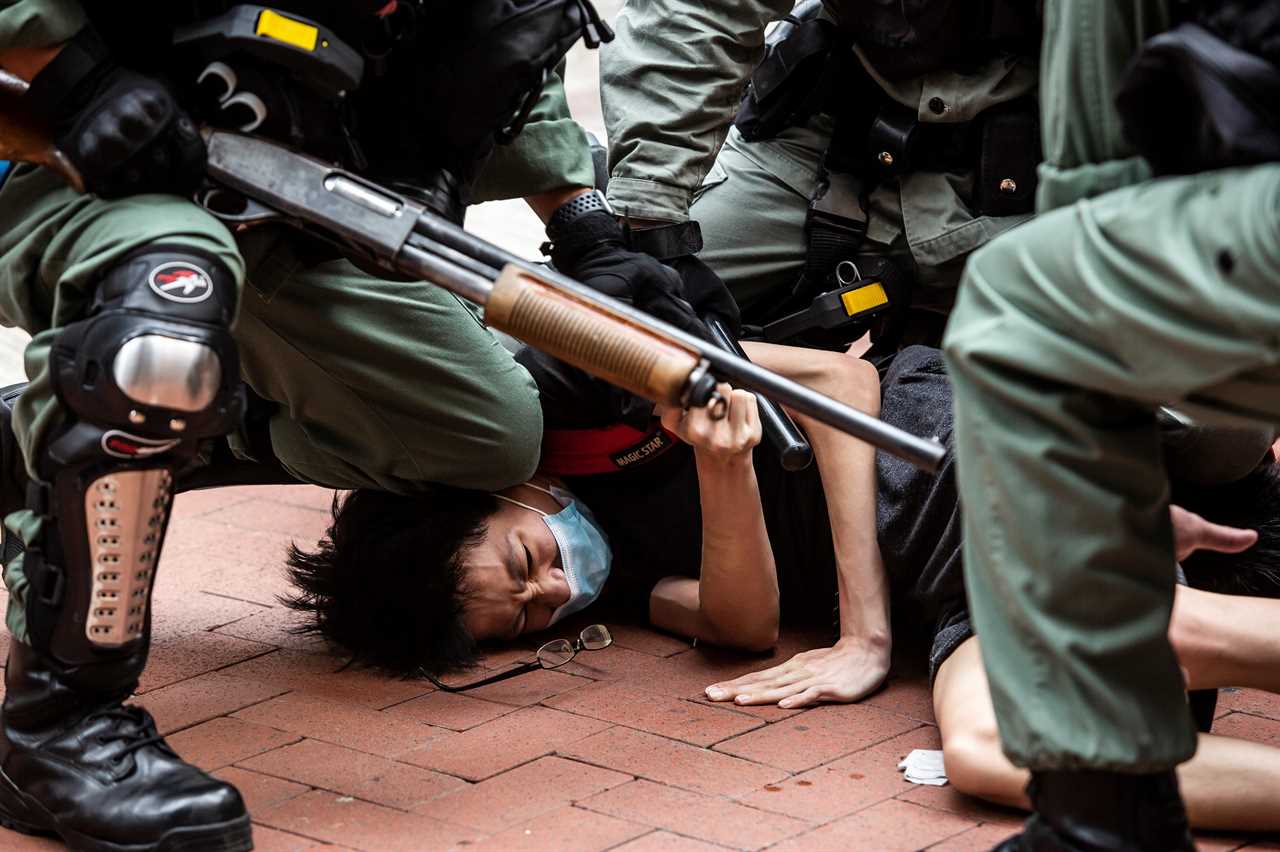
[0,80,945,471]
[203,132,945,472]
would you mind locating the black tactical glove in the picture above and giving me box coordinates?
[659,254,742,337]
[548,209,716,342]
[27,28,205,199]
[622,220,741,336]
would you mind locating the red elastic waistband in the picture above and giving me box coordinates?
[539,422,678,476]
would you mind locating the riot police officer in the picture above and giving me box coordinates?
[601,0,1041,351]
[0,1,671,848]
[943,0,1280,848]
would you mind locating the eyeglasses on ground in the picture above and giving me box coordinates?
[421,624,612,693]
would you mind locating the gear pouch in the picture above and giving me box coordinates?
[974,99,1039,217]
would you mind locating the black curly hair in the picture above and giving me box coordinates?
[283,487,497,675]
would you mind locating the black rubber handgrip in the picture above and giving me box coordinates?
[705,318,814,471]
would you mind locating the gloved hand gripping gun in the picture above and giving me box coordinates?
[0,70,945,472]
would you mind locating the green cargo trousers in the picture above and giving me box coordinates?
[945,164,1280,770]
[942,0,1280,772]
[942,0,1280,767]
[0,166,543,640]
[688,123,1030,331]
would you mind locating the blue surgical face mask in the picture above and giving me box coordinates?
[493,482,612,626]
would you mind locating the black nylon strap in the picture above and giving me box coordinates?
[625,221,704,261]
[26,25,112,125]
[803,214,860,285]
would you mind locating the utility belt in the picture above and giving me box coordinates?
[733,9,1039,350]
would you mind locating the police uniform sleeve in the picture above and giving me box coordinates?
[1035,0,1174,211]
[0,0,84,50]
[471,63,597,203]
[600,0,793,223]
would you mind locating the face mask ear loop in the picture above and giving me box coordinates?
[522,481,558,500]
[492,493,547,517]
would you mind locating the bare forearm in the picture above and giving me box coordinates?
[743,343,890,644]
[1171,586,1280,693]
[696,452,779,648]
[803,397,889,643]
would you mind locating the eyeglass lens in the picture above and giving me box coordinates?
[581,624,612,650]
[536,625,613,669]
[537,639,575,668]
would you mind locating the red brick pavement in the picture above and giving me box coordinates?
[2,483,1275,851]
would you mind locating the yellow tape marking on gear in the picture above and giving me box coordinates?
[841,282,889,316]
[256,10,319,51]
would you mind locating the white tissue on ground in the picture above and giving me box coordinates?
[897,748,948,786]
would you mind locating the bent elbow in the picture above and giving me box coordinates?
[702,610,779,653]
[733,622,780,654]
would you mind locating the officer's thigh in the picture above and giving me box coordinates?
[232,230,542,493]
[690,122,829,313]
[947,163,1280,422]
[0,166,243,468]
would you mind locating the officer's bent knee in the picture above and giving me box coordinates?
[51,249,245,442]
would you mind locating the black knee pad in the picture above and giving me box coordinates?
[51,247,245,447]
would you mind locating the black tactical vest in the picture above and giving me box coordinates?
[80,2,603,189]
[820,0,1039,80]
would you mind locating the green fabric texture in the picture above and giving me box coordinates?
[1034,0,1172,211]
[602,0,1038,317]
[617,27,1034,321]
[0,166,544,493]
[473,65,597,203]
[3,509,42,643]
[0,165,546,637]
[602,0,792,223]
[944,0,1280,770]
[0,0,84,50]
[602,0,1037,240]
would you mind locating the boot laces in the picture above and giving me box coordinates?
[91,705,173,764]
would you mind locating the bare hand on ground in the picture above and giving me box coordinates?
[703,637,890,709]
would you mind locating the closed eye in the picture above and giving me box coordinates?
[517,545,531,634]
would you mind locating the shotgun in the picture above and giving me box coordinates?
[0,72,946,472]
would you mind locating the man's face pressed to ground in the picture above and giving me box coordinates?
[461,482,571,642]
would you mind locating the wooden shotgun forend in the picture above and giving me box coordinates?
[486,264,703,409]
[0,69,84,192]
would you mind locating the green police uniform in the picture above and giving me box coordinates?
[601,0,1038,323]
[0,0,597,642]
[0,4,606,848]
[943,0,1280,770]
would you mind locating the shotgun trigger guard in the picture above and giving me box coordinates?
[196,186,283,225]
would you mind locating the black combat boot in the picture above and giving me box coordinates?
[0,640,251,852]
[994,769,1195,851]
